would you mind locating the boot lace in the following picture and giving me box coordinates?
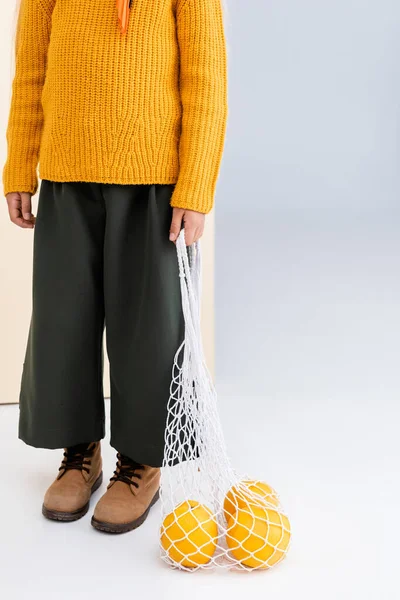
[59,442,94,477]
[110,453,144,489]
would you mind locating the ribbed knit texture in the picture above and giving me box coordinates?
[3,0,228,214]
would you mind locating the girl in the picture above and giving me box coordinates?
[3,0,228,533]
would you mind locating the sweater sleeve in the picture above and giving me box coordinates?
[171,0,228,214]
[2,0,52,197]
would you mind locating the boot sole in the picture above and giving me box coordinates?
[42,471,104,522]
[91,488,160,534]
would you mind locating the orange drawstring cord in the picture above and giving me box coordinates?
[116,0,131,35]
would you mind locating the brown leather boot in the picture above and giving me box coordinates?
[91,453,160,533]
[42,441,103,522]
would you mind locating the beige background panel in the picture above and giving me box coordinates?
[0,200,35,404]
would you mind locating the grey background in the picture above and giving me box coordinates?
[216,0,400,400]
[215,1,400,596]
[219,0,400,215]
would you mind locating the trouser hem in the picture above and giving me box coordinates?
[18,420,106,450]
[109,436,165,469]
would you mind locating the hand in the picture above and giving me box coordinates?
[6,192,35,229]
[169,207,205,246]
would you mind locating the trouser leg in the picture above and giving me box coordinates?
[103,183,185,467]
[19,180,106,448]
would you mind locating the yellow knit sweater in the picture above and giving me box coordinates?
[3,0,228,214]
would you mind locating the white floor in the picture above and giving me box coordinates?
[1,211,399,599]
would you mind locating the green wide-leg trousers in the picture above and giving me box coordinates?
[18,180,185,467]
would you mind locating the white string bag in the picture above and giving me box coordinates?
[159,229,292,572]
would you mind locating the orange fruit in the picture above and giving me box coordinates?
[226,504,291,569]
[160,500,218,568]
[223,480,280,523]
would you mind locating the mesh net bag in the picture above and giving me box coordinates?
[159,229,292,571]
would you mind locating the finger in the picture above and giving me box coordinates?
[11,215,33,228]
[169,208,184,242]
[193,225,204,244]
[9,203,22,223]
[19,220,34,229]
[184,227,196,246]
[20,192,32,221]
[7,194,21,211]
[193,233,201,244]
[9,203,33,228]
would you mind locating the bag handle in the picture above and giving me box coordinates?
[176,229,203,350]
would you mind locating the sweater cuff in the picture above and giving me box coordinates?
[169,179,214,214]
[3,162,38,197]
